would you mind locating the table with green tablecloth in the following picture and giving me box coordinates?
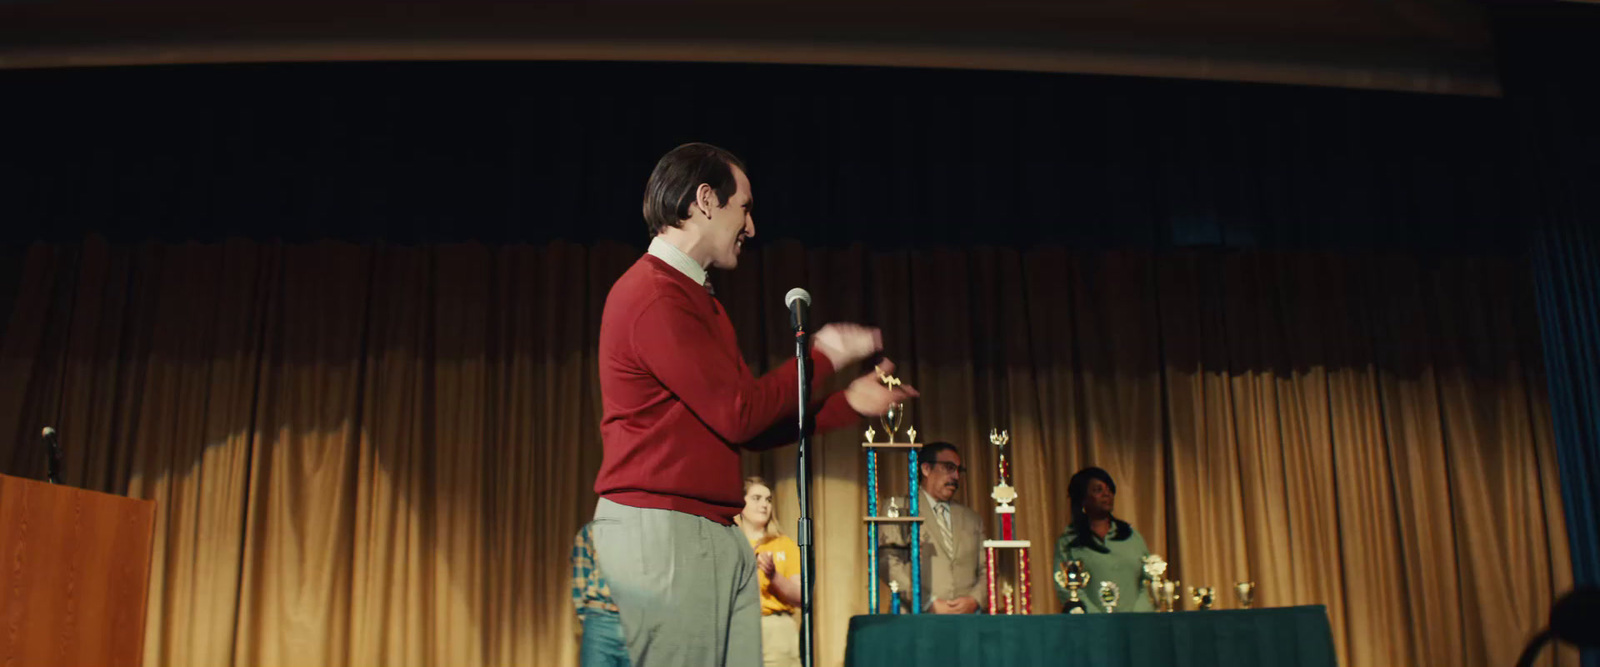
[845,605,1337,667]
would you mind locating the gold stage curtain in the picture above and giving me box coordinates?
[0,238,1573,667]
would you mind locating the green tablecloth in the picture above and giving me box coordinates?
[845,606,1336,667]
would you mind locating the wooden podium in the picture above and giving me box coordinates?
[0,474,156,667]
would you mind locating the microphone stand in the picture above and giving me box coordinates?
[793,310,817,667]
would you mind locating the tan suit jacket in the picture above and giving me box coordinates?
[877,490,987,613]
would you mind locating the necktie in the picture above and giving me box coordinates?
[936,503,955,557]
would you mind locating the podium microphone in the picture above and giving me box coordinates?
[42,426,63,485]
[786,288,811,333]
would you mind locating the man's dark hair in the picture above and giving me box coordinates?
[641,143,747,236]
[918,441,960,482]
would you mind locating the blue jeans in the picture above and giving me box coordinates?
[581,611,631,667]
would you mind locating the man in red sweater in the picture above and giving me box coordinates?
[591,143,914,667]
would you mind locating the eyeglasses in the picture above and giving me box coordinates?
[932,461,967,475]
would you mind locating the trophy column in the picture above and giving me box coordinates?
[862,369,925,614]
[980,429,1033,614]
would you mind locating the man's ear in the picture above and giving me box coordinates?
[695,182,718,218]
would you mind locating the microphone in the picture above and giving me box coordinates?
[785,288,811,333]
[42,426,62,485]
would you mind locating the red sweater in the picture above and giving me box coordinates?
[595,255,860,524]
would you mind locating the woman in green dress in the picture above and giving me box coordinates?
[1054,467,1154,613]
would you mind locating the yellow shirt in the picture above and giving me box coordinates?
[751,534,801,615]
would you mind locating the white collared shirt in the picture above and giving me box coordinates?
[921,489,950,527]
[647,237,708,287]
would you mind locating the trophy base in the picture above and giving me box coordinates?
[1062,600,1086,614]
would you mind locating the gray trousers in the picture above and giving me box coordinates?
[591,498,762,667]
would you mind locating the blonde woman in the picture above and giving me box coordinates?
[736,476,802,667]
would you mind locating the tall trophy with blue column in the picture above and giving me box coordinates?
[863,366,924,614]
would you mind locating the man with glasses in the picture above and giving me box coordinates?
[877,441,986,614]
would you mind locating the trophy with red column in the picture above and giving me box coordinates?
[981,429,1032,614]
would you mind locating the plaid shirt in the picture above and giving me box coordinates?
[572,523,620,618]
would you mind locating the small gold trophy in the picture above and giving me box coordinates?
[1142,555,1170,612]
[1160,580,1181,611]
[877,403,904,443]
[1099,581,1121,613]
[1189,586,1215,610]
[1002,581,1016,615]
[1234,582,1256,609]
[1055,560,1091,614]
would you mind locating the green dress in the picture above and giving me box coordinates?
[1053,523,1155,613]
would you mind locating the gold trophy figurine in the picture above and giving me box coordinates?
[989,429,1017,510]
[1099,581,1121,613]
[1189,586,1215,610]
[876,364,904,390]
[1055,560,1091,614]
[1234,582,1256,609]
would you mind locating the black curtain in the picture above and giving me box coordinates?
[1496,5,1600,667]
[0,62,1515,252]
